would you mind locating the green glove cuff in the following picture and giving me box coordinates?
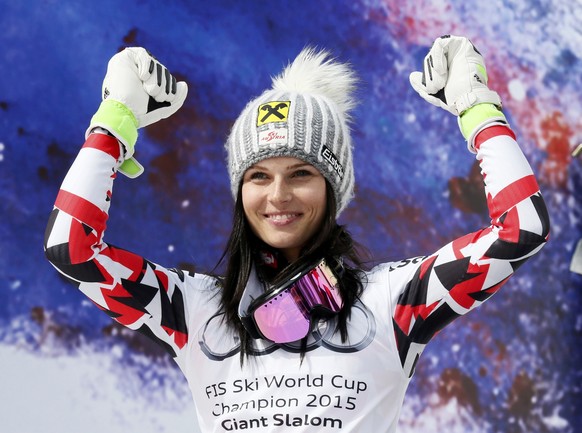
[459,103,508,153]
[459,103,506,138]
[88,99,139,152]
[118,157,144,178]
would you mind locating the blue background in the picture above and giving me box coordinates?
[1,0,580,432]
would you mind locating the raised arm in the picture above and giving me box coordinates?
[44,48,191,357]
[392,36,550,376]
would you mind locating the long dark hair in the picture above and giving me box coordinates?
[214,181,370,362]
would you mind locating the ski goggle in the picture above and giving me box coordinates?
[241,258,343,344]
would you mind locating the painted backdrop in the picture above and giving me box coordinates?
[1,0,580,432]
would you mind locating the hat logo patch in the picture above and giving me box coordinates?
[321,144,344,178]
[257,101,290,126]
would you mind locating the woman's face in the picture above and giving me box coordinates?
[242,157,327,262]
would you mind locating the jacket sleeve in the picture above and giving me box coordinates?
[389,125,550,377]
[44,132,191,358]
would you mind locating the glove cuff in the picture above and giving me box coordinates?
[459,103,507,153]
[118,157,144,178]
[454,88,502,115]
[86,99,139,155]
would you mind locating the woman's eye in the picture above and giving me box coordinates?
[293,169,312,177]
[249,172,268,180]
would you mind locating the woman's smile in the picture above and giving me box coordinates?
[265,212,301,225]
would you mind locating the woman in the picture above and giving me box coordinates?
[45,36,549,432]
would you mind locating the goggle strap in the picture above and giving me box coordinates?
[240,315,261,339]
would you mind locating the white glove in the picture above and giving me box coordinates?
[87,47,188,178]
[409,35,501,116]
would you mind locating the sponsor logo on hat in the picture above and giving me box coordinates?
[257,101,290,126]
[321,145,344,178]
[258,126,289,147]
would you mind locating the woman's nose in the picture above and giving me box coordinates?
[268,178,292,203]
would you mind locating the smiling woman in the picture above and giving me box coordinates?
[242,157,327,262]
[44,38,549,432]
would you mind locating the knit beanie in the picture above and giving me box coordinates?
[225,48,358,215]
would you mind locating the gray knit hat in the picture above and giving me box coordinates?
[226,48,358,215]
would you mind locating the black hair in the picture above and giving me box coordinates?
[214,181,370,364]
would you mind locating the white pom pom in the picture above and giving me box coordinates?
[271,47,358,120]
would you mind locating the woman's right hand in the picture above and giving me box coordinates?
[86,47,188,178]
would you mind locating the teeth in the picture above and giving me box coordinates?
[269,214,297,220]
